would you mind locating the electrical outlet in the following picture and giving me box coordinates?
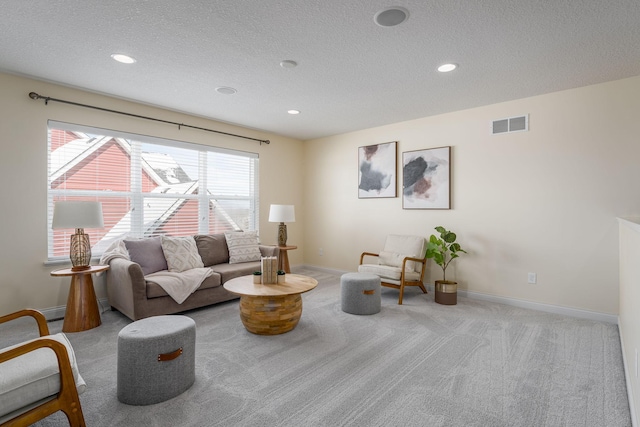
[318,248,324,256]
[527,272,537,284]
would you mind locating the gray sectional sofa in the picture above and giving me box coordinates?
[105,233,279,321]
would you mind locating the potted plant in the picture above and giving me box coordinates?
[425,226,467,305]
[277,270,286,284]
[252,271,262,284]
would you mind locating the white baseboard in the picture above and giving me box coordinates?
[300,264,618,324]
[40,298,111,322]
[618,321,638,427]
[458,289,619,324]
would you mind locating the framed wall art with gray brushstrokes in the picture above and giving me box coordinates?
[358,141,397,198]
[402,146,450,209]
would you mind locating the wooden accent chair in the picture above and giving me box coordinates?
[0,309,86,426]
[358,234,428,305]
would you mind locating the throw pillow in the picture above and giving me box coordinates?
[224,231,262,264]
[378,250,416,272]
[161,236,204,272]
[124,236,168,275]
[194,234,229,266]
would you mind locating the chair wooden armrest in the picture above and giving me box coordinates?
[0,338,86,427]
[400,256,427,281]
[0,308,49,337]
[359,252,379,265]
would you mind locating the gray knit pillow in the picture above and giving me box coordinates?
[124,237,168,275]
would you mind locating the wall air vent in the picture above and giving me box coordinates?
[492,114,529,135]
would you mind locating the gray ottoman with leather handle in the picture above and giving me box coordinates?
[117,315,196,405]
[341,272,381,315]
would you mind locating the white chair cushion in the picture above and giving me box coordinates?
[0,333,85,418]
[381,235,425,272]
[358,264,421,282]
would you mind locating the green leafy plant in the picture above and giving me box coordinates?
[425,226,467,281]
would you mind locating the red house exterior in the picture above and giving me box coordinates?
[49,129,237,257]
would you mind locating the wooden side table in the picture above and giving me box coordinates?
[276,245,297,273]
[50,265,109,332]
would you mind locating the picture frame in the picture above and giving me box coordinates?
[358,141,397,198]
[402,146,451,209]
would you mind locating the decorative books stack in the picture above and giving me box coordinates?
[261,256,278,284]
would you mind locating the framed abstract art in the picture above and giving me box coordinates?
[358,141,397,198]
[402,146,450,209]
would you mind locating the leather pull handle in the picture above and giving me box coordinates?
[363,289,375,295]
[158,347,183,362]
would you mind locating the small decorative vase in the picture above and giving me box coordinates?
[253,274,262,284]
[277,274,285,284]
[435,280,457,305]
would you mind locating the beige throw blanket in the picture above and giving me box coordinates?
[100,239,212,304]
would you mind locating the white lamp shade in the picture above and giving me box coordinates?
[52,201,104,229]
[268,204,295,223]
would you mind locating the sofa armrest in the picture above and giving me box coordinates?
[259,245,280,258]
[106,258,147,320]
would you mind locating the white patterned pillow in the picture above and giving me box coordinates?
[161,236,204,272]
[224,231,262,264]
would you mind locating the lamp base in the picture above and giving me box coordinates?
[70,228,92,270]
[277,223,287,246]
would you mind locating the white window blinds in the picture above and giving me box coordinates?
[47,121,259,261]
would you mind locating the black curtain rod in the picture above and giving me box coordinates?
[28,92,270,145]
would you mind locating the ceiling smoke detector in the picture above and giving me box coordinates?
[374,7,409,27]
[215,87,237,95]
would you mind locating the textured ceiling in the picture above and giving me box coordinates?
[2,1,640,140]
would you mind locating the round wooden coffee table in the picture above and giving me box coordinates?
[223,274,318,335]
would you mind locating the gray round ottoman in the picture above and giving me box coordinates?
[341,272,381,315]
[117,315,196,405]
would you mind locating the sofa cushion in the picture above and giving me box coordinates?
[146,271,222,299]
[224,231,262,264]
[124,236,168,275]
[194,234,229,266]
[0,333,86,418]
[161,236,204,272]
[210,261,262,283]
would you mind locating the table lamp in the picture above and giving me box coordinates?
[268,204,295,246]
[52,201,104,271]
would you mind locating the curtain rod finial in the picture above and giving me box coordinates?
[29,92,40,99]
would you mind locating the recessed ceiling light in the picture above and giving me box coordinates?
[437,63,458,72]
[280,60,298,68]
[215,86,237,95]
[111,53,136,64]
[287,110,300,115]
[374,7,409,27]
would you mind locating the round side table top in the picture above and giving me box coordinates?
[51,265,109,276]
[223,273,317,297]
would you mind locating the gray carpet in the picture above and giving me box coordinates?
[2,268,631,426]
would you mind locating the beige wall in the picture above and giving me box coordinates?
[619,218,640,422]
[2,71,639,318]
[0,72,304,315]
[303,75,640,315]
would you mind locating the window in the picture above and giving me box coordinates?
[47,121,259,261]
